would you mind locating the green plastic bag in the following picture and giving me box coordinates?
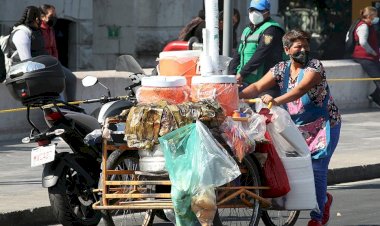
[159,120,241,225]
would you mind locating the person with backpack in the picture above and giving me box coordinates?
[228,0,284,97]
[0,6,47,81]
[9,6,47,63]
[349,6,380,107]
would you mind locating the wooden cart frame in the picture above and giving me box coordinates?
[91,117,297,226]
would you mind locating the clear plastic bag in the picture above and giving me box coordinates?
[191,83,239,116]
[159,121,240,225]
[219,112,266,162]
[191,186,217,226]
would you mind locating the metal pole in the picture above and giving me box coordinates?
[222,0,233,57]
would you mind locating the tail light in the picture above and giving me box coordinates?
[45,111,63,121]
[44,110,66,122]
[37,139,51,146]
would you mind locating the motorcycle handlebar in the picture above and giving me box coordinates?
[82,95,133,104]
[81,83,140,104]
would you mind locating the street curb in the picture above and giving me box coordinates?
[1,164,379,225]
[0,206,58,226]
[327,163,380,185]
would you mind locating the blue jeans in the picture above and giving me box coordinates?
[310,123,341,221]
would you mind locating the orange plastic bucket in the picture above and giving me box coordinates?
[191,75,238,116]
[158,50,201,86]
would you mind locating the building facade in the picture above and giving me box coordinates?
[2,0,371,71]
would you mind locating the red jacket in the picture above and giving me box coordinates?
[40,21,58,58]
[352,20,379,61]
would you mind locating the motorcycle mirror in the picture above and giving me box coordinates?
[22,137,30,144]
[82,76,98,87]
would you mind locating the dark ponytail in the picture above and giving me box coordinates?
[11,6,41,33]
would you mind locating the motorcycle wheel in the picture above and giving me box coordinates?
[100,150,161,226]
[261,210,300,226]
[48,163,101,226]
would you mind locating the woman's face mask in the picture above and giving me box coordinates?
[372,17,379,25]
[249,11,264,25]
[47,16,57,27]
[291,50,310,66]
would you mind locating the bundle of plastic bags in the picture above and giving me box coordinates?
[219,110,266,162]
[159,121,241,226]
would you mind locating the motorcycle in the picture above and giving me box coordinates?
[4,55,142,226]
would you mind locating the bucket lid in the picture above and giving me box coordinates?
[159,50,202,58]
[141,76,187,87]
[191,75,237,84]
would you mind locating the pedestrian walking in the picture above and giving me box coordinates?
[239,29,342,226]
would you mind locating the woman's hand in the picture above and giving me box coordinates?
[260,94,277,106]
[236,73,243,84]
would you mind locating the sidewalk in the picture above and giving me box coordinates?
[0,108,380,226]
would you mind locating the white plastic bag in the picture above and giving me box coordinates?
[266,106,319,211]
[267,106,309,157]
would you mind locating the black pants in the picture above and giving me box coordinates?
[353,58,380,98]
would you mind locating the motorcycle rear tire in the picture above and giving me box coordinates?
[48,166,101,226]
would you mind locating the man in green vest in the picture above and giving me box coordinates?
[229,0,285,96]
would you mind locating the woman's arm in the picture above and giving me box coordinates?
[356,24,377,56]
[273,69,322,105]
[12,30,31,60]
[239,70,277,99]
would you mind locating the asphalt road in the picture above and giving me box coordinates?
[2,108,380,225]
[46,179,380,226]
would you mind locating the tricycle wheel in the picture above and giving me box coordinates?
[215,155,262,226]
[99,150,158,226]
[261,210,300,226]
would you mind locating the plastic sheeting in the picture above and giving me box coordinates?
[159,121,240,226]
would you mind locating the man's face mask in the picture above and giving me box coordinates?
[291,50,310,66]
[249,11,264,25]
[47,16,57,27]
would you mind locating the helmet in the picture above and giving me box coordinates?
[249,0,271,11]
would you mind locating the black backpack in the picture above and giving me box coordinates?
[345,19,361,56]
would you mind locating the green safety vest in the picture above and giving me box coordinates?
[237,19,283,84]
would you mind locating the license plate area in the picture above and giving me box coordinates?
[31,144,56,167]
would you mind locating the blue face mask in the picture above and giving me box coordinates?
[372,17,379,24]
